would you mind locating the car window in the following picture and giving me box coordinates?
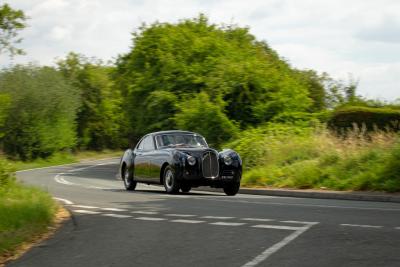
[142,136,154,151]
[136,139,144,150]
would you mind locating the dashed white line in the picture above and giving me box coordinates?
[340,224,383,229]
[73,210,101,214]
[166,213,196,217]
[252,225,306,231]
[101,208,128,212]
[241,218,274,222]
[395,227,400,230]
[71,205,99,209]
[135,217,166,221]
[281,220,319,225]
[102,214,132,218]
[210,222,246,226]
[53,197,74,205]
[171,219,205,224]
[131,211,159,215]
[201,216,235,219]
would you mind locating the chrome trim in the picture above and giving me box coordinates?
[202,151,219,179]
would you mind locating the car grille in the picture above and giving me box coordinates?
[202,151,219,178]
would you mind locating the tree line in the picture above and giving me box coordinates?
[1,5,396,160]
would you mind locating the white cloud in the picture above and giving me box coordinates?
[2,0,400,100]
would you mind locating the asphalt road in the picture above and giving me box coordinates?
[8,158,400,267]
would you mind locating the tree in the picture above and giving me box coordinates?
[0,65,80,160]
[57,52,125,150]
[0,3,27,57]
[174,92,238,148]
[114,15,313,144]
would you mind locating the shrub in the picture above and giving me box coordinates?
[329,106,400,132]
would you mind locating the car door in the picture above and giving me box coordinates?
[134,137,149,180]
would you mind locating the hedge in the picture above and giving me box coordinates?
[329,106,400,132]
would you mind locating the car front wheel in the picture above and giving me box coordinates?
[123,166,137,191]
[223,182,240,196]
[163,166,180,194]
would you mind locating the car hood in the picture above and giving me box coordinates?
[165,147,218,157]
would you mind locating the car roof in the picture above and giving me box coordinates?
[150,130,201,136]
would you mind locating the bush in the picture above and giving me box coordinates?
[0,65,80,160]
[0,159,14,187]
[329,106,400,132]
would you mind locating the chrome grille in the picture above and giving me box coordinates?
[202,151,219,178]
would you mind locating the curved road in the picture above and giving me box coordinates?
[8,158,400,267]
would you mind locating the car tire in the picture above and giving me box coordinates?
[163,166,180,194]
[123,166,137,191]
[180,184,191,193]
[223,182,240,196]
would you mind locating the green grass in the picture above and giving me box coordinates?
[226,124,400,192]
[0,177,56,256]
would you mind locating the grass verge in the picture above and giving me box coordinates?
[226,124,400,192]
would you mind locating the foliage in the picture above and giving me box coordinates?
[57,52,125,150]
[227,125,400,192]
[0,3,27,57]
[0,180,56,255]
[174,92,238,148]
[329,106,400,132]
[0,65,80,160]
[114,15,313,144]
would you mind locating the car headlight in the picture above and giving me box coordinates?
[187,155,196,166]
[223,155,233,165]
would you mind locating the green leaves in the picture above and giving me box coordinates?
[115,15,314,146]
[174,92,239,148]
[0,3,27,57]
[0,65,80,160]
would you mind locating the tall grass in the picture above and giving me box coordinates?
[226,124,400,192]
[0,160,56,256]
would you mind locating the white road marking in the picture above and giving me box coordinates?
[54,174,75,186]
[241,218,274,222]
[195,197,400,212]
[171,219,205,224]
[16,157,119,173]
[166,213,196,217]
[53,197,74,205]
[242,223,319,267]
[131,211,158,215]
[395,227,400,230]
[201,216,235,219]
[280,220,319,225]
[102,214,132,218]
[340,224,383,229]
[210,222,246,226]
[251,225,306,231]
[71,205,99,209]
[101,208,128,212]
[73,210,101,215]
[135,217,166,221]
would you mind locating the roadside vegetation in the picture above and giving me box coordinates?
[0,160,56,258]
[226,124,400,192]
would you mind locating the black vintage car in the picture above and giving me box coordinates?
[119,130,242,196]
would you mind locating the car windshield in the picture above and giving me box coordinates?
[156,134,208,148]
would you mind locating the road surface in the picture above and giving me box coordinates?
[9,158,400,267]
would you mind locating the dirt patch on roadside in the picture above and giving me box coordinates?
[0,205,70,266]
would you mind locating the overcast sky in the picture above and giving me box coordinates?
[2,0,400,101]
